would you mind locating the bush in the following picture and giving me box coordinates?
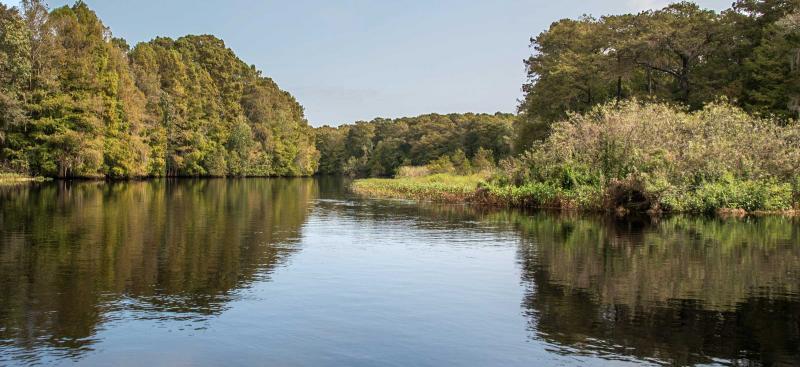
[450,149,472,175]
[494,101,800,213]
[471,148,495,173]
[426,155,455,174]
[395,166,431,178]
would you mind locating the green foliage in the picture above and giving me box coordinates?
[470,147,495,173]
[497,101,800,213]
[667,178,794,213]
[450,149,471,175]
[516,1,800,144]
[314,112,514,177]
[426,155,454,174]
[352,173,486,202]
[314,125,348,175]
[742,9,800,118]
[395,165,430,178]
[0,4,31,146]
[0,1,317,178]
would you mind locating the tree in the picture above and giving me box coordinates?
[0,4,30,148]
[471,148,495,172]
[743,11,800,118]
[314,113,515,178]
[1,1,318,178]
[519,17,615,123]
[515,0,800,151]
[631,3,726,106]
[450,149,471,175]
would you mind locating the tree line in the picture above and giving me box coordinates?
[314,113,515,177]
[515,0,799,151]
[0,1,318,178]
[2,0,798,181]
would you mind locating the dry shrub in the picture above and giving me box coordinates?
[498,100,800,212]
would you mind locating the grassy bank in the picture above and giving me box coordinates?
[352,174,486,202]
[353,102,800,215]
[352,173,799,215]
[0,173,48,186]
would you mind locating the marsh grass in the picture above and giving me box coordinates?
[0,172,47,185]
[352,173,486,202]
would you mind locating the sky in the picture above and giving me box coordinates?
[1,0,733,126]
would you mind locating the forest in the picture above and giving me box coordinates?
[0,0,318,178]
[1,0,799,213]
[314,113,514,177]
[515,0,800,150]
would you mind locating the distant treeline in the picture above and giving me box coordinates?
[516,0,799,151]
[0,1,317,178]
[314,113,514,177]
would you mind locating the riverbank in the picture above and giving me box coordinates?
[351,173,800,216]
[352,174,486,202]
[0,173,48,186]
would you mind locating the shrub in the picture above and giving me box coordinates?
[450,149,472,175]
[471,148,495,173]
[427,155,455,174]
[395,166,431,178]
[495,101,800,213]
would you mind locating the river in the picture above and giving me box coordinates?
[1,178,798,366]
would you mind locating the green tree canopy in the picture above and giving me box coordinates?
[0,0,318,178]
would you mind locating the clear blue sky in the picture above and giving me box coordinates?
[1,0,732,125]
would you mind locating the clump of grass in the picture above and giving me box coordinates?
[352,173,486,202]
[0,172,47,185]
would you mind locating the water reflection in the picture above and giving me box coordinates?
[0,179,798,366]
[507,213,800,365]
[0,179,316,363]
[312,196,800,364]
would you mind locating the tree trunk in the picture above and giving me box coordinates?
[679,56,690,102]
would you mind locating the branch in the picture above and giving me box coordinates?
[636,61,680,78]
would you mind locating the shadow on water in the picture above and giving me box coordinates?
[0,178,317,364]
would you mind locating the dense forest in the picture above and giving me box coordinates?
[314,113,514,177]
[515,0,800,150]
[0,0,318,178]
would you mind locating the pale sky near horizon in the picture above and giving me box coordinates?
[1,0,732,126]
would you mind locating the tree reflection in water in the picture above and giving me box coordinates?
[0,179,316,361]
[1,180,798,366]
[508,213,800,366]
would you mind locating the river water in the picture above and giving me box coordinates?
[0,178,798,366]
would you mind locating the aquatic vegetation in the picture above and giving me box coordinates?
[351,174,485,202]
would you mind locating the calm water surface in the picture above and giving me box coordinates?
[0,178,798,366]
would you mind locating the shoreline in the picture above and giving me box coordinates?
[0,174,49,186]
[351,175,800,217]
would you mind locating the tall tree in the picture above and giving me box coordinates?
[0,4,30,148]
